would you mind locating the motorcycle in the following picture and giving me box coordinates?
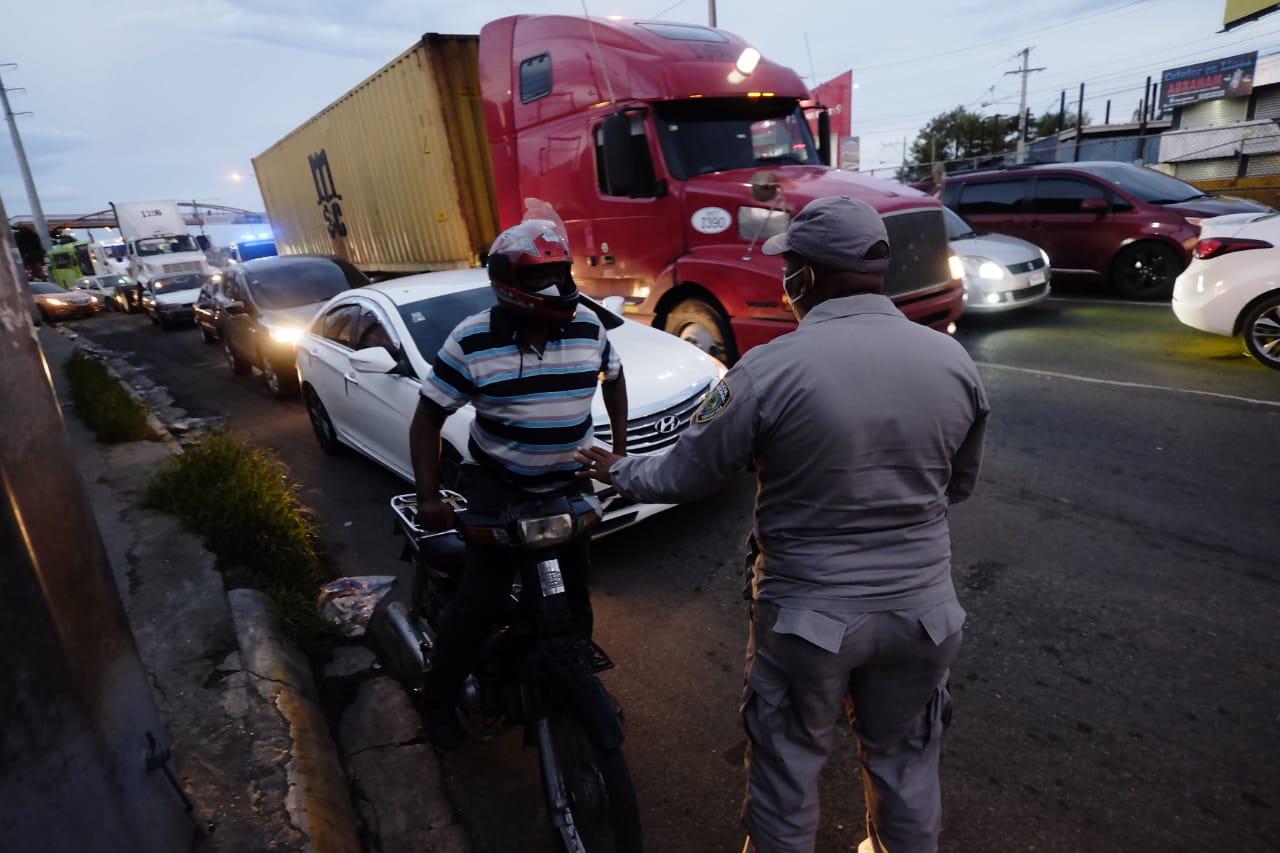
[373,488,643,853]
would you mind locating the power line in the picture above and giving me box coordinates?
[650,0,689,19]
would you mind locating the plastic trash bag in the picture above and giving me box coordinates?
[317,576,397,637]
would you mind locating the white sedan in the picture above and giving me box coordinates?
[1172,211,1280,370]
[296,270,725,532]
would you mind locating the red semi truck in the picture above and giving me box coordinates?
[254,17,963,362]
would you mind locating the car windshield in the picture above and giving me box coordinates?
[136,235,199,255]
[31,282,63,294]
[942,207,980,240]
[655,98,820,179]
[398,288,496,364]
[103,244,127,259]
[1075,164,1205,204]
[153,274,202,293]
[247,258,363,310]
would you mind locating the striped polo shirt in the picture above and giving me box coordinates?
[421,304,622,491]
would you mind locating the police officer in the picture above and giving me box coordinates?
[576,197,988,853]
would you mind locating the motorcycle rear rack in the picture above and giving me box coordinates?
[525,636,615,680]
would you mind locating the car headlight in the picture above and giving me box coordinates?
[1039,248,1050,267]
[960,256,1007,281]
[948,255,965,280]
[210,273,224,283]
[46,297,64,306]
[269,326,302,344]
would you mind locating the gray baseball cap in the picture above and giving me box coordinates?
[762,196,890,273]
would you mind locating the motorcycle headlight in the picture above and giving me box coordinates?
[518,513,574,546]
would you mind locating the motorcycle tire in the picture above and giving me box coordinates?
[539,713,642,853]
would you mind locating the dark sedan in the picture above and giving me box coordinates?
[219,255,368,398]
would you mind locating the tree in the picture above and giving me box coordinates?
[11,225,44,279]
[1031,107,1091,139]
[909,106,1020,179]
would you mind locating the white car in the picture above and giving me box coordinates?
[1172,211,1280,370]
[296,270,725,532]
[943,207,1051,313]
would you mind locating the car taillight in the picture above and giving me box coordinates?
[1193,237,1273,259]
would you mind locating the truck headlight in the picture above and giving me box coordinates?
[948,256,965,280]
[738,206,790,242]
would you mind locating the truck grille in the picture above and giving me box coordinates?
[882,209,951,298]
[162,261,203,274]
[593,381,712,454]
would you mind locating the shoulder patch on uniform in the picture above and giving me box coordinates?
[694,378,732,424]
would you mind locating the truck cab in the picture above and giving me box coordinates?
[112,201,216,289]
[480,16,962,362]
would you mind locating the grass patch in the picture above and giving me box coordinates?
[144,432,340,657]
[63,349,159,443]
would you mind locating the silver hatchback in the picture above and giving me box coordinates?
[945,207,1051,313]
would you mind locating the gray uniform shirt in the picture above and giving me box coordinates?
[612,293,988,616]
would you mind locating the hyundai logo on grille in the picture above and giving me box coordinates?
[655,415,680,435]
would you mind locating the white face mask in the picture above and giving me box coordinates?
[782,264,813,306]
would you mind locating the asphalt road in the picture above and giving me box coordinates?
[59,294,1280,853]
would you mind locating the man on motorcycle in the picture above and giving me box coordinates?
[409,217,628,749]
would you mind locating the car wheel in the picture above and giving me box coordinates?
[304,387,341,454]
[662,298,737,364]
[1111,242,1182,300]
[223,340,250,376]
[1241,292,1280,370]
[261,357,299,399]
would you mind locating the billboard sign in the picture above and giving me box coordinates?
[1224,0,1279,30]
[838,136,860,171]
[1160,52,1257,110]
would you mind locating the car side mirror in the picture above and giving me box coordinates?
[349,346,398,373]
[225,300,248,315]
[1080,197,1108,214]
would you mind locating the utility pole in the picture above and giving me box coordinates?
[1005,47,1044,165]
[708,0,716,27]
[0,64,51,251]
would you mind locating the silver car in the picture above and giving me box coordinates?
[945,207,1051,313]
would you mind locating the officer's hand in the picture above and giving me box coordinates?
[417,496,456,532]
[575,445,622,486]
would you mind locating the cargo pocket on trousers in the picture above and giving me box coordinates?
[740,657,791,750]
[924,680,954,746]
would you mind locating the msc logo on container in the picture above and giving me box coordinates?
[309,150,348,239]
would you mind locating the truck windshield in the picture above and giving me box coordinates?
[136,235,199,256]
[654,98,820,179]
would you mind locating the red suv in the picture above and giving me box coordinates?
[941,161,1270,299]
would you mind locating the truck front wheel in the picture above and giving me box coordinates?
[663,298,736,364]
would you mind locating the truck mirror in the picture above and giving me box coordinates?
[817,108,832,167]
[750,170,781,203]
[602,113,638,196]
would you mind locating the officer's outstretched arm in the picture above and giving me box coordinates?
[610,367,760,505]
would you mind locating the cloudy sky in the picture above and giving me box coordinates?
[2,0,1275,232]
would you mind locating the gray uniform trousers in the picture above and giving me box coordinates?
[741,598,965,853]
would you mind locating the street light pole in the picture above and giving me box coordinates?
[708,0,716,26]
[0,65,51,251]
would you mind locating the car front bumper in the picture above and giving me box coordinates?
[964,268,1051,313]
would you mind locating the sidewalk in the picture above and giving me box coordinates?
[41,327,360,853]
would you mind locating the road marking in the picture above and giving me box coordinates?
[974,362,1280,408]
[1046,297,1170,308]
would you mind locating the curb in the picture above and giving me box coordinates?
[52,326,362,852]
[231,590,362,853]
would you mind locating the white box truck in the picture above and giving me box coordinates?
[110,201,215,287]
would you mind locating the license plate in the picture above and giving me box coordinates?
[1029,271,1047,286]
